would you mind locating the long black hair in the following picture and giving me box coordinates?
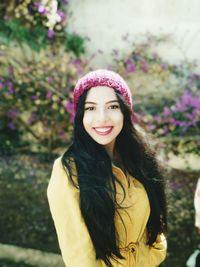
[61,90,167,267]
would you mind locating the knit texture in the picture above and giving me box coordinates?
[73,69,132,111]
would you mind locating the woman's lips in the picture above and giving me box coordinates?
[93,126,113,136]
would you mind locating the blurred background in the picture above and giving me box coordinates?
[0,1,200,266]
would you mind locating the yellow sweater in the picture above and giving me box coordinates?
[47,157,167,267]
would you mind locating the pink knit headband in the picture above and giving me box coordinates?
[73,69,133,112]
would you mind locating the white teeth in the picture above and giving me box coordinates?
[94,127,112,132]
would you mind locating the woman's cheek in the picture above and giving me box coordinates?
[83,113,94,126]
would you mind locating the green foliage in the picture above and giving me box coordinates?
[163,168,199,267]
[0,154,59,253]
[0,19,85,55]
[0,116,28,154]
[64,33,85,57]
[0,260,37,267]
[0,19,48,52]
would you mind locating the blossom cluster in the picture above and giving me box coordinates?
[147,90,200,136]
[115,35,200,155]
[0,46,88,153]
[14,0,68,37]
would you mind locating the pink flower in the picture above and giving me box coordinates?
[61,0,69,4]
[46,91,53,100]
[8,122,16,130]
[5,81,15,94]
[47,76,54,84]
[57,10,66,22]
[64,101,75,122]
[28,112,38,124]
[43,126,49,132]
[58,129,66,140]
[37,4,47,15]
[48,29,55,39]
[197,141,200,146]
[161,63,168,70]
[163,107,171,116]
[125,59,136,73]
[147,123,155,130]
[140,61,149,72]
[71,59,84,75]
[7,108,19,118]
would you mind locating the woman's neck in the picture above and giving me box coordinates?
[104,140,115,158]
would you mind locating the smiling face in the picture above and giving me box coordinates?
[83,86,124,157]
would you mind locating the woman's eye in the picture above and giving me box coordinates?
[85,106,95,111]
[109,105,119,109]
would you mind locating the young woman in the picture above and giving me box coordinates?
[47,69,167,267]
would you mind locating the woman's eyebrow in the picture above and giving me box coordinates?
[85,100,119,105]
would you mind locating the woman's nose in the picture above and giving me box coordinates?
[97,109,108,122]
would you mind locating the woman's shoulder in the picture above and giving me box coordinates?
[53,155,76,173]
[52,156,67,175]
[53,155,62,167]
[51,155,78,186]
[47,156,68,192]
[47,156,78,199]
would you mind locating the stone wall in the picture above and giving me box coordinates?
[67,0,200,67]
